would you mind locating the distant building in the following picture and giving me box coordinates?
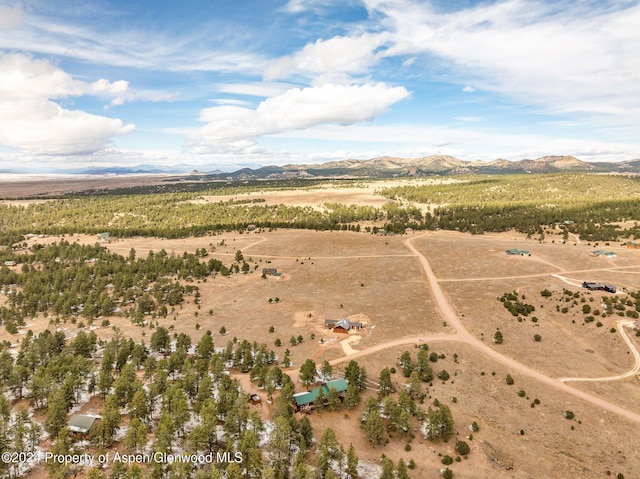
[3,260,16,267]
[591,250,617,257]
[506,249,530,256]
[582,281,616,293]
[96,232,111,242]
[262,268,281,277]
[324,319,364,333]
[249,394,262,405]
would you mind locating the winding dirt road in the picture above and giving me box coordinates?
[560,320,640,382]
[332,233,640,425]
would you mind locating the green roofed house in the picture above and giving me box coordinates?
[324,378,348,393]
[262,268,282,277]
[506,249,530,256]
[292,378,349,412]
[591,250,617,257]
[293,389,323,409]
[68,414,101,435]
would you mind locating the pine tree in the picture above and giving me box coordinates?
[124,418,148,453]
[406,370,422,398]
[45,388,68,438]
[299,359,317,388]
[268,416,293,479]
[365,413,387,446]
[320,360,333,380]
[396,458,410,479]
[238,430,263,479]
[399,351,413,377]
[344,383,361,409]
[378,367,394,397]
[299,416,314,449]
[91,394,121,448]
[416,349,433,382]
[379,455,394,479]
[196,331,215,360]
[346,444,359,479]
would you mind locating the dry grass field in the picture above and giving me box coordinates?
[5,219,640,478]
[326,342,640,479]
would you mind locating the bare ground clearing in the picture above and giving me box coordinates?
[196,178,455,210]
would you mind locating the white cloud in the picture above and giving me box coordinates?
[462,85,475,93]
[0,53,134,155]
[0,10,267,74]
[191,82,410,148]
[283,0,348,14]
[401,57,416,67]
[454,116,482,122]
[264,33,388,81]
[91,78,129,95]
[213,82,294,98]
[0,4,22,28]
[365,0,640,123]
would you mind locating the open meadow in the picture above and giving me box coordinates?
[1,175,640,478]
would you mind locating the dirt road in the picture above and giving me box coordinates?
[333,233,640,426]
[560,320,640,382]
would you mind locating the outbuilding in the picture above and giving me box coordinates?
[68,414,101,436]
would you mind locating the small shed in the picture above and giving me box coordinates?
[68,414,101,435]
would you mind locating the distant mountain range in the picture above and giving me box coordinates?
[200,155,640,180]
[4,156,640,180]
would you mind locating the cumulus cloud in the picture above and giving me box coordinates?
[91,78,130,95]
[264,33,388,81]
[191,82,409,148]
[0,53,134,155]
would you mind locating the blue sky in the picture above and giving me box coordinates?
[0,0,639,172]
